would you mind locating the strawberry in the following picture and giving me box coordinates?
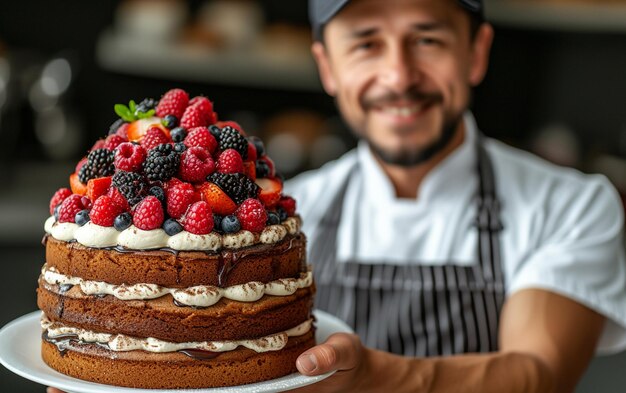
[184,127,218,153]
[199,182,237,215]
[243,161,256,181]
[91,195,123,227]
[141,127,170,150]
[69,173,87,196]
[86,176,112,202]
[166,182,197,218]
[179,146,215,183]
[58,194,87,223]
[278,196,296,217]
[103,134,127,151]
[255,177,282,208]
[216,120,244,135]
[217,149,244,174]
[183,201,214,235]
[49,188,73,215]
[127,117,169,142]
[133,196,164,230]
[107,187,130,212]
[114,142,146,172]
[236,198,267,232]
[156,88,189,119]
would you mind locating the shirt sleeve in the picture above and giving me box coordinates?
[507,175,626,354]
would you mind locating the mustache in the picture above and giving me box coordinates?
[361,89,443,110]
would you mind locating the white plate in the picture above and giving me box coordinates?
[0,310,353,393]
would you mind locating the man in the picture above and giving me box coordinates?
[286,0,626,392]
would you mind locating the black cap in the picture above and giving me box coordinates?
[310,0,484,41]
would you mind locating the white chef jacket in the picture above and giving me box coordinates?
[285,112,626,354]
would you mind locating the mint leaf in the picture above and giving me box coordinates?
[114,104,135,122]
[137,109,155,119]
[129,100,137,114]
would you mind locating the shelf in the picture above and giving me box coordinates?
[485,0,626,33]
[96,29,322,91]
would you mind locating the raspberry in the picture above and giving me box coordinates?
[183,201,214,235]
[246,141,257,162]
[109,118,126,136]
[156,89,189,119]
[115,122,130,139]
[112,171,148,206]
[141,127,170,151]
[133,196,164,230]
[208,173,259,204]
[219,126,248,159]
[78,149,115,184]
[278,196,296,217]
[91,195,123,227]
[188,96,214,123]
[184,127,218,153]
[114,142,146,172]
[50,188,73,215]
[216,120,244,134]
[75,157,87,174]
[103,134,127,151]
[179,146,215,183]
[217,149,244,174]
[236,198,267,232]
[90,139,105,152]
[58,195,87,223]
[166,182,196,218]
[181,104,210,129]
[143,144,180,182]
[107,187,130,212]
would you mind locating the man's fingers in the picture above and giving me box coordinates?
[296,333,362,376]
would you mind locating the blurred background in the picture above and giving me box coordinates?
[0,0,625,391]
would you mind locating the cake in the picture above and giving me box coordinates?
[37,89,315,389]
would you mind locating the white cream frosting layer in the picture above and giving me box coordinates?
[44,216,301,251]
[42,265,313,307]
[41,315,312,353]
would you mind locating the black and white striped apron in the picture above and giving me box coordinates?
[310,135,506,356]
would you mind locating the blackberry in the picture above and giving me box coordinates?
[219,126,247,159]
[135,98,157,114]
[255,159,270,179]
[143,144,180,181]
[108,118,127,135]
[208,173,259,204]
[112,171,148,205]
[78,149,115,183]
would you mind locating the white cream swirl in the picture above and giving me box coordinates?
[44,216,301,251]
[42,265,313,307]
[42,315,312,353]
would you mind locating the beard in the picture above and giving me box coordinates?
[357,88,465,167]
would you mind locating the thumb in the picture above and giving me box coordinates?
[296,333,363,376]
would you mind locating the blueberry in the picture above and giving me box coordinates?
[75,209,90,226]
[173,142,187,153]
[266,212,280,225]
[108,118,127,135]
[213,214,223,233]
[222,215,241,233]
[149,186,165,205]
[162,115,178,129]
[136,98,157,113]
[248,136,265,157]
[209,125,221,142]
[53,205,61,220]
[277,207,288,222]
[171,127,187,143]
[255,160,270,178]
[163,218,183,236]
[114,212,132,231]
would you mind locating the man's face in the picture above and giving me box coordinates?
[312,0,493,166]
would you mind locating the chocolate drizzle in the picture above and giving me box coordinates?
[59,284,74,294]
[42,330,78,356]
[178,349,220,360]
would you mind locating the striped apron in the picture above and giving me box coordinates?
[310,136,506,356]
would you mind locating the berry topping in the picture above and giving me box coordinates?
[78,149,115,184]
[49,188,72,215]
[256,156,275,179]
[75,157,87,174]
[162,115,178,129]
[127,118,168,143]
[248,136,265,157]
[267,211,280,225]
[183,201,214,235]
[141,127,170,151]
[170,127,187,143]
[163,218,184,236]
[58,194,87,223]
[243,162,257,181]
[90,139,105,152]
[133,196,164,230]
[246,141,258,162]
[114,212,132,231]
[179,146,215,183]
[208,125,221,142]
[217,149,244,174]
[75,209,91,226]
[181,102,210,129]
[184,127,218,153]
[212,214,223,233]
[208,172,259,204]
[277,207,288,222]
[103,134,127,151]
[107,187,130,212]
[156,88,189,119]
[143,144,180,182]
[149,186,166,206]
[109,118,127,136]
[91,195,123,227]
[115,123,130,139]
[112,171,148,206]
[216,120,244,134]
[236,198,267,233]
[86,176,112,202]
[219,126,248,159]
[166,182,197,218]
[69,173,87,196]
[277,196,296,217]
[199,182,237,216]
[114,142,146,172]
[135,98,157,114]
[221,215,241,234]
[256,177,282,208]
